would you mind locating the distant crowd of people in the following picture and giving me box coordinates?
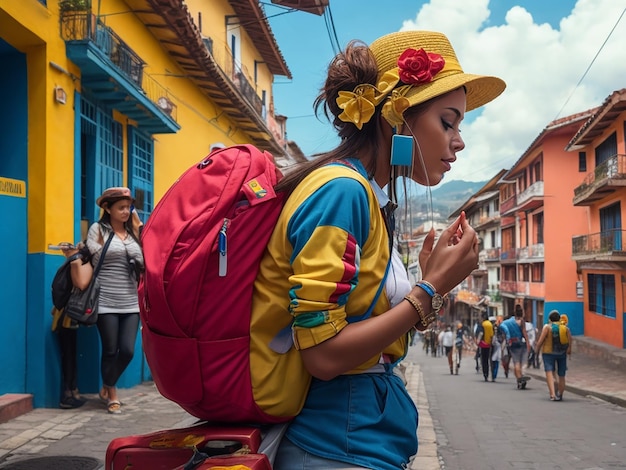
[413,305,572,400]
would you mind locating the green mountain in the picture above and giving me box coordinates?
[399,180,487,230]
[431,180,487,218]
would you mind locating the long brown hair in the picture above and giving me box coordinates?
[98,199,142,246]
[276,41,381,194]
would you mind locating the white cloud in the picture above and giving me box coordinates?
[401,0,626,182]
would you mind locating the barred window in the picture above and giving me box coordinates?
[587,273,616,319]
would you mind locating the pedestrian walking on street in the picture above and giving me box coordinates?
[535,310,572,401]
[476,312,493,381]
[490,318,502,381]
[500,304,531,389]
[441,325,455,374]
[51,242,93,409]
[251,30,505,470]
[454,322,465,369]
[526,318,539,368]
[87,187,144,415]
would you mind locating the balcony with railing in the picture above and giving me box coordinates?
[518,243,544,261]
[60,10,179,134]
[500,280,529,296]
[572,229,626,261]
[517,180,544,211]
[479,247,501,263]
[202,36,266,122]
[474,214,500,230]
[573,155,626,206]
[500,247,517,263]
[500,195,517,215]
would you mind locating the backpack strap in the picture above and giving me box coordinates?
[93,231,115,279]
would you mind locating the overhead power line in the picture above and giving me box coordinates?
[554,7,626,121]
[324,5,341,55]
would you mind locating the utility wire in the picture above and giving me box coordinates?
[324,6,341,55]
[553,7,626,121]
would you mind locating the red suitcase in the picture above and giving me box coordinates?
[105,423,271,470]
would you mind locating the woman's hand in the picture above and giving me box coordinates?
[61,246,80,259]
[418,211,479,293]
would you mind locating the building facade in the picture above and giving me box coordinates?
[569,89,626,349]
[498,112,592,331]
[0,0,305,407]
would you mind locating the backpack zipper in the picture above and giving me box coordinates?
[219,218,229,277]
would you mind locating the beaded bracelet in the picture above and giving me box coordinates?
[404,294,437,329]
[415,280,436,296]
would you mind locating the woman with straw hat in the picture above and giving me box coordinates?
[87,187,144,415]
[252,30,505,469]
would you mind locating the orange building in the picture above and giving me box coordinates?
[568,89,626,348]
[498,111,592,332]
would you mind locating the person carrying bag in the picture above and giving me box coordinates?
[64,232,114,326]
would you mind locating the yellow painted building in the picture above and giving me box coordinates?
[0,0,304,407]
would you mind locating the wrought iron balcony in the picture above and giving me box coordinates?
[573,154,626,206]
[204,37,265,121]
[60,10,179,134]
[572,229,626,261]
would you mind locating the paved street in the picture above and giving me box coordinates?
[408,343,626,470]
[0,341,624,469]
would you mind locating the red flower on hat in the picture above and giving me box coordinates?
[397,48,445,85]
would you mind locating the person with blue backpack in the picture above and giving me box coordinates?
[535,310,572,401]
[500,305,531,389]
[248,30,505,470]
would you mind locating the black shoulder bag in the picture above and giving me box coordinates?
[64,232,115,326]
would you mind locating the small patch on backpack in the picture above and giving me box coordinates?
[248,179,268,198]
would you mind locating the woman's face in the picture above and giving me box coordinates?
[106,199,131,225]
[403,87,466,186]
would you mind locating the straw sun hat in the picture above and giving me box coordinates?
[337,30,506,129]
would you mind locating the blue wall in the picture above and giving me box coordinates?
[544,301,583,335]
[0,40,28,395]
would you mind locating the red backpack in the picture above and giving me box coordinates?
[139,144,287,424]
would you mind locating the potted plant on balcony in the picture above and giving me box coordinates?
[59,0,91,11]
[59,0,94,40]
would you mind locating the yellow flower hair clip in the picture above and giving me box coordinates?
[381,85,412,128]
[336,47,446,130]
[337,85,384,130]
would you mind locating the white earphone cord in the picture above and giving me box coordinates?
[403,118,435,229]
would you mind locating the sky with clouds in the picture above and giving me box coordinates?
[266,0,626,183]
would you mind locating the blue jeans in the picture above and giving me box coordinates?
[543,353,567,377]
[275,438,369,469]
